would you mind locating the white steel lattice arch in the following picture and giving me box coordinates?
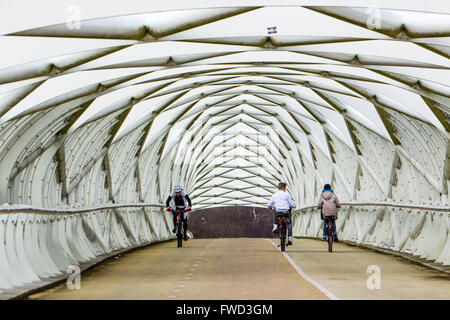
[0,1,449,210]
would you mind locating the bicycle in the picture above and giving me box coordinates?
[276,213,290,252]
[324,216,335,252]
[167,207,191,247]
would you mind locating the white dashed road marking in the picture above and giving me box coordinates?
[267,239,339,300]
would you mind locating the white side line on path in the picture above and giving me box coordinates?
[266,239,339,300]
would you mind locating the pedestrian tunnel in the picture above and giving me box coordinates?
[0,1,449,298]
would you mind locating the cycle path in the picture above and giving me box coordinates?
[27,238,328,300]
[27,238,450,300]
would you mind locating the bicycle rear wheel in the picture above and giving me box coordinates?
[280,224,286,252]
[327,229,333,252]
[177,223,183,247]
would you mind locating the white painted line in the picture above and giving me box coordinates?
[172,289,181,293]
[187,273,194,276]
[184,277,191,280]
[192,264,199,267]
[177,285,185,288]
[168,296,177,299]
[267,239,339,300]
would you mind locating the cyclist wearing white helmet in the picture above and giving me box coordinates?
[166,185,192,240]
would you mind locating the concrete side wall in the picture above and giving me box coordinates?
[0,207,174,293]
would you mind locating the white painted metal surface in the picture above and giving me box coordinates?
[292,203,450,265]
[0,3,448,210]
[0,1,448,293]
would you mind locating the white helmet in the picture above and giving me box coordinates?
[173,185,183,193]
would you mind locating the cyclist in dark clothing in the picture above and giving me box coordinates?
[165,185,192,240]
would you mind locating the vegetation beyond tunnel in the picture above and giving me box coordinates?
[189,206,276,238]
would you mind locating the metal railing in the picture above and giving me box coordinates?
[293,201,450,213]
[0,203,165,214]
[292,202,450,266]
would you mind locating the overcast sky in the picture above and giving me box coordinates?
[1,0,449,35]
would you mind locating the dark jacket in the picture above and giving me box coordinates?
[166,193,191,207]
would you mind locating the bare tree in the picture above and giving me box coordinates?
[188,206,276,238]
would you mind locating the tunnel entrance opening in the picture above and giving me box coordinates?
[188,206,276,238]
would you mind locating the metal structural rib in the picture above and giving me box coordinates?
[0,0,449,292]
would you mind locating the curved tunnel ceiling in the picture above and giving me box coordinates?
[0,3,449,209]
